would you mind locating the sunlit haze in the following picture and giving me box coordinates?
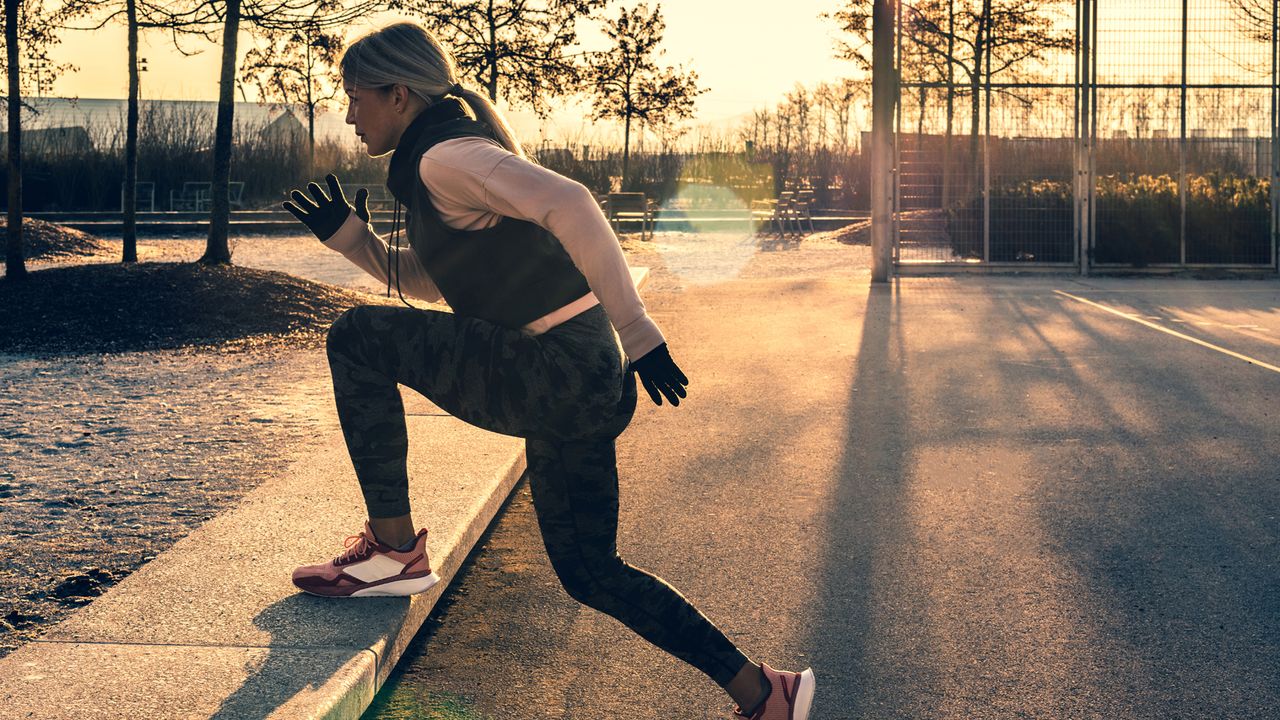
[43,1,858,142]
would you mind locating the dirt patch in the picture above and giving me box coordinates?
[0,217,109,262]
[0,262,398,356]
[0,345,347,659]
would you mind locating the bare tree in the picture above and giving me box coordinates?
[587,2,703,188]
[3,0,79,279]
[3,0,22,280]
[818,78,868,154]
[829,0,1073,198]
[240,1,346,175]
[1227,0,1275,44]
[125,0,378,265]
[57,0,170,263]
[788,84,812,157]
[393,0,604,117]
[1,2,77,93]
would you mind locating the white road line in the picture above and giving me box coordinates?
[1054,290,1280,375]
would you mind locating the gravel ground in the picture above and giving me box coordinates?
[0,226,869,659]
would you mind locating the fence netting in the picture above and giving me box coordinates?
[893,0,1278,269]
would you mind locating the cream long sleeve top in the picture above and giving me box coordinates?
[320,135,666,362]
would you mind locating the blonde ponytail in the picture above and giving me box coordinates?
[340,22,526,157]
[452,86,526,158]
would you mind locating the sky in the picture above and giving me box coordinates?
[43,1,861,142]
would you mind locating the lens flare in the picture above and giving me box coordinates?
[648,178,764,286]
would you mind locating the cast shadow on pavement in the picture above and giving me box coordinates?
[802,282,914,717]
[208,592,413,719]
[992,288,1280,715]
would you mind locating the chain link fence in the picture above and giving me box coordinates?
[891,0,1278,271]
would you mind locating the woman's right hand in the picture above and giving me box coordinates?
[282,173,371,242]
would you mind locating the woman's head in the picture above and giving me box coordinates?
[340,22,525,158]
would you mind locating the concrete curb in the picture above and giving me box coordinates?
[0,268,649,719]
[28,210,867,236]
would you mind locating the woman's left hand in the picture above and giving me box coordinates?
[282,173,370,242]
[631,343,688,407]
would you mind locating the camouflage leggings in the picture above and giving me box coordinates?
[325,303,750,688]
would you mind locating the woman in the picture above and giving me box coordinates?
[281,22,815,720]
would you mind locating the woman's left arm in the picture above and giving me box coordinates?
[423,141,665,362]
[424,140,690,406]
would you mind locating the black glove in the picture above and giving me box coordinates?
[282,173,370,242]
[631,343,688,407]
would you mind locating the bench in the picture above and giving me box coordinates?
[751,190,811,237]
[170,181,245,212]
[120,181,156,212]
[362,185,397,211]
[603,192,657,241]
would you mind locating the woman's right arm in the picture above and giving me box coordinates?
[321,209,444,304]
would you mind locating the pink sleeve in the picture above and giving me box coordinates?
[422,139,667,361]
[320,209,444,304]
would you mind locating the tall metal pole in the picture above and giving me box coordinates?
[1074,0,1083,272]
[893,0,903,265]
[1179,0,1188,266]
[1272,0,1278,270]
[871,0,897,282]
[1088,0,1098,273]
[1078,0,1095,275]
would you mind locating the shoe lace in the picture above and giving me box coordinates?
[335,531,374,565]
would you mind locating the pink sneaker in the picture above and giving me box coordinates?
[732,662,816,720]
[291,520,441,598]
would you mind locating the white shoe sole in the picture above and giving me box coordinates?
[793,668,816,720]
[349,572,441,597]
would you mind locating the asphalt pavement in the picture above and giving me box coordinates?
[365,273,1279,720]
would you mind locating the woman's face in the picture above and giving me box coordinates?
[344,82,420,157]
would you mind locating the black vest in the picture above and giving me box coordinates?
[385,99,592,330]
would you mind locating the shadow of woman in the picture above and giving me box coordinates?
[210,589,429,718]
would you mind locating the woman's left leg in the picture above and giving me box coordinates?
[524,434,753,691]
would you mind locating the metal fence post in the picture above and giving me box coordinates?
[893,0,904,266]
[1179,0,1188,266]
[871,0,897,283]
[1077,0,1093,275]
[1273,0,1279,270]
[1073,0,1082,272]
[1088,0,1098,274]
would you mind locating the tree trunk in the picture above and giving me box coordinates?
[5,0,25,279]
[917,85,926,137]
[307,105,315,178]
[622,111,632,190]
[200,0,241,266]
[942,0,954,209]
[306,38,315,177]
[123,0,139,263]
[486,0,498,100]
[969,5,987,201]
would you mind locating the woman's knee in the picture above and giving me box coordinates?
[326,305,379,359]
[546,547,630,607]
